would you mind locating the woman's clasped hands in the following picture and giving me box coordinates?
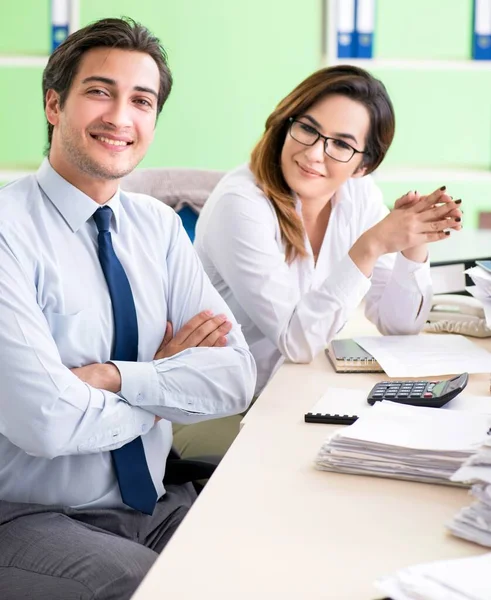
[366,186,462,259]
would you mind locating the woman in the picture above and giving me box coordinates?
[173,65,462,458]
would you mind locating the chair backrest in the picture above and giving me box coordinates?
[122,167,225,241]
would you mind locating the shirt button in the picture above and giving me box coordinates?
[137,393,143,402]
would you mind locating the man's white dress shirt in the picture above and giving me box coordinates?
[194,164,432,395]
[0,160,256,509]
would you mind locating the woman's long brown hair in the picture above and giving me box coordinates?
[250,65,395,263]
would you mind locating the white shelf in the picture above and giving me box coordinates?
[374,167,491,183]
[327,58,491,71]
[0,55,48,67]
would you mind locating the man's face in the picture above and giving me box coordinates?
[46,47,160,183]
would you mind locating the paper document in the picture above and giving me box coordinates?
[467,285,491,325]
[354,334,491,377]
[467,265,491,296]
[449,436,491,547]
[308,388,369,418]
[375,552,491,600]
[309,388,491,419]
[316,401,491,486]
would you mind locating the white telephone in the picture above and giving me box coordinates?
[424,294,491,337]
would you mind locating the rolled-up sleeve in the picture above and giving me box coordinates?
[115,212,256,424]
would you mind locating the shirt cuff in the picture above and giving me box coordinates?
[110,360,160,407]
[328,254,372,312]
[391,252,432,293]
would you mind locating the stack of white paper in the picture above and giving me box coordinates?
[467,265,491,298]
[448,437,491,547]
[315,401,491,485]
[466,265,491,327]
[375,552,491,600]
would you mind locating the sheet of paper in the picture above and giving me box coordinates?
[445,393,491,413]
[467,266,491,297]
[309,388,369,417]
[310,389,491,418]
[376,553,491,600]
[354,334,491,377]
[467,285,491,325]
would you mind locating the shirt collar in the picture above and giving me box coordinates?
[332,181,354,222]
[36,158,121,233]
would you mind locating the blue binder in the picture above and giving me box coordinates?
[51,0,70,52]
[355,0,376,59]
[472,0,491,60]
[337,0,356,59]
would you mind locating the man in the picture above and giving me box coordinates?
[0,18,256,600]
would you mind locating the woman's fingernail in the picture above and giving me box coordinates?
[440,185,446,191]
[455,217,461,222]
[455,199,462,204]
[445,231,450,235]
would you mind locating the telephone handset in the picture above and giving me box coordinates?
[424,293,491,337]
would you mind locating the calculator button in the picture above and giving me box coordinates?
[426,383,435,391]
[410,392,422,398]
[423,392,433,398]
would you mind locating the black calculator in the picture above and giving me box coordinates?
[367,373,469,408]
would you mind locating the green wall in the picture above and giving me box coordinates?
[0,0,489,222]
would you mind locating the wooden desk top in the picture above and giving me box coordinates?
[132,315,491,599]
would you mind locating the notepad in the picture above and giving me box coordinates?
[304,387,370,424]
[325,339,383,373]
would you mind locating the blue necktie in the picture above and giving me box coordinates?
[93,206,158,515]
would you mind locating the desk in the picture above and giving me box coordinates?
[132,315,490,600]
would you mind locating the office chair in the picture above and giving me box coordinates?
[164,448,220,494]
[122,166,225,241]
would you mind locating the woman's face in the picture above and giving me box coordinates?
[280,94,370,204]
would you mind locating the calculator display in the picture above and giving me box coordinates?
[431,380,447,396]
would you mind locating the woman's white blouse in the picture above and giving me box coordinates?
[194,164,432,395]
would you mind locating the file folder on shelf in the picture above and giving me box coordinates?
[336,0,356,59]
[51,0,70,52]
[355,0,376,58]
[473,0,491,60]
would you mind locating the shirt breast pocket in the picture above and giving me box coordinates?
[46,309,106,368]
